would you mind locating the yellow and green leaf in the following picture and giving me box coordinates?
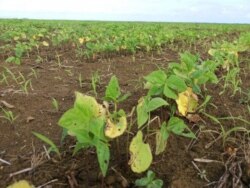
[176,87,198,116]
[129,131,152,173]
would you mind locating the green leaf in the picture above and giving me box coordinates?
[89,117,107,141]
[148,179,163,188]
[74,92,102,118]
[147,85,164,97]
[192,83,201,94]
[5,56,15,63]
[147,97,168,112]
[135,173,151,186]
[135,176,151,186]
[135,170,163,188]
[167,75,187,92]
[168,62,181,70]
[73,142,90,155]
[95,140,110,177]
[146,170,156,182]
[117,92,131,103]
[58,92,110,177]
[104,75,121,102]
[191,69,204,80]
[60,128,68,144]
[15,45,24,57]
[58,108,89,133]
[167,117,196,139]
[129,131,152,173]
[160,122,170,140]
[58,93,107,143]
[180,52,198,72]
[155,130,167,155]
[137,98,149,128]
[163,83,177,99]
[172,69,189,80]
[197,95,211,110]
[33,132,60,157]
[144,70,167,86]
[74,130,92,144]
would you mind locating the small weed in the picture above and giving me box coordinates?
[65,69,73,77]
[0,108,18,124]
[4,67,18,84]
[52,98,59,112]
[20,79,33,94]
[91,71,100,97]
[55,52,62,67]
[35,55,43,63]
[78,73,83,87]
[29,68,38,79]
[220,67,242,96]
[239,89,250,104]
[33,132,61,158]
[0,72,9,85]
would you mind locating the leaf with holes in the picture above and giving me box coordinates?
[95,140,110,176]
[105,115,127,139]
[58,92,106,140]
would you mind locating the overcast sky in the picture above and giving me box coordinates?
[0,0,249,23]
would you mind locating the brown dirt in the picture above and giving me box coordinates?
[0,43,250,188]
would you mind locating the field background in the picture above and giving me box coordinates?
[0,20,250,188]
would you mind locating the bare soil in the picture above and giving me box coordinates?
[0,41,250,188]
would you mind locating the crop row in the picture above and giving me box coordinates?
[1,20,249,64]
[28,32,250,187]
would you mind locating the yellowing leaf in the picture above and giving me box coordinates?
[85,37,90,42]
[21,33,27,39]
[222,60,230,71]
[13,36,19,41]
[144,81,153,89]
[186,114,202,123]
[208,49,216,56]
[79,37,84,44]
[105,116,127,139]
[155,130,167,155]
[65,92,106,137]
[98,104,106,118]
[74,92,106,119]
[176,87,198,116]
[38,33,44,37]
[129,131,152,173]
[228,50,238,57]
[121,45,127,50]
[7,180,33,188]
[78,37,90,44]
[42,41,49,47]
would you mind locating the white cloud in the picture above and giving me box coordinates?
[0,0,130,13]
[0,0,249,23]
